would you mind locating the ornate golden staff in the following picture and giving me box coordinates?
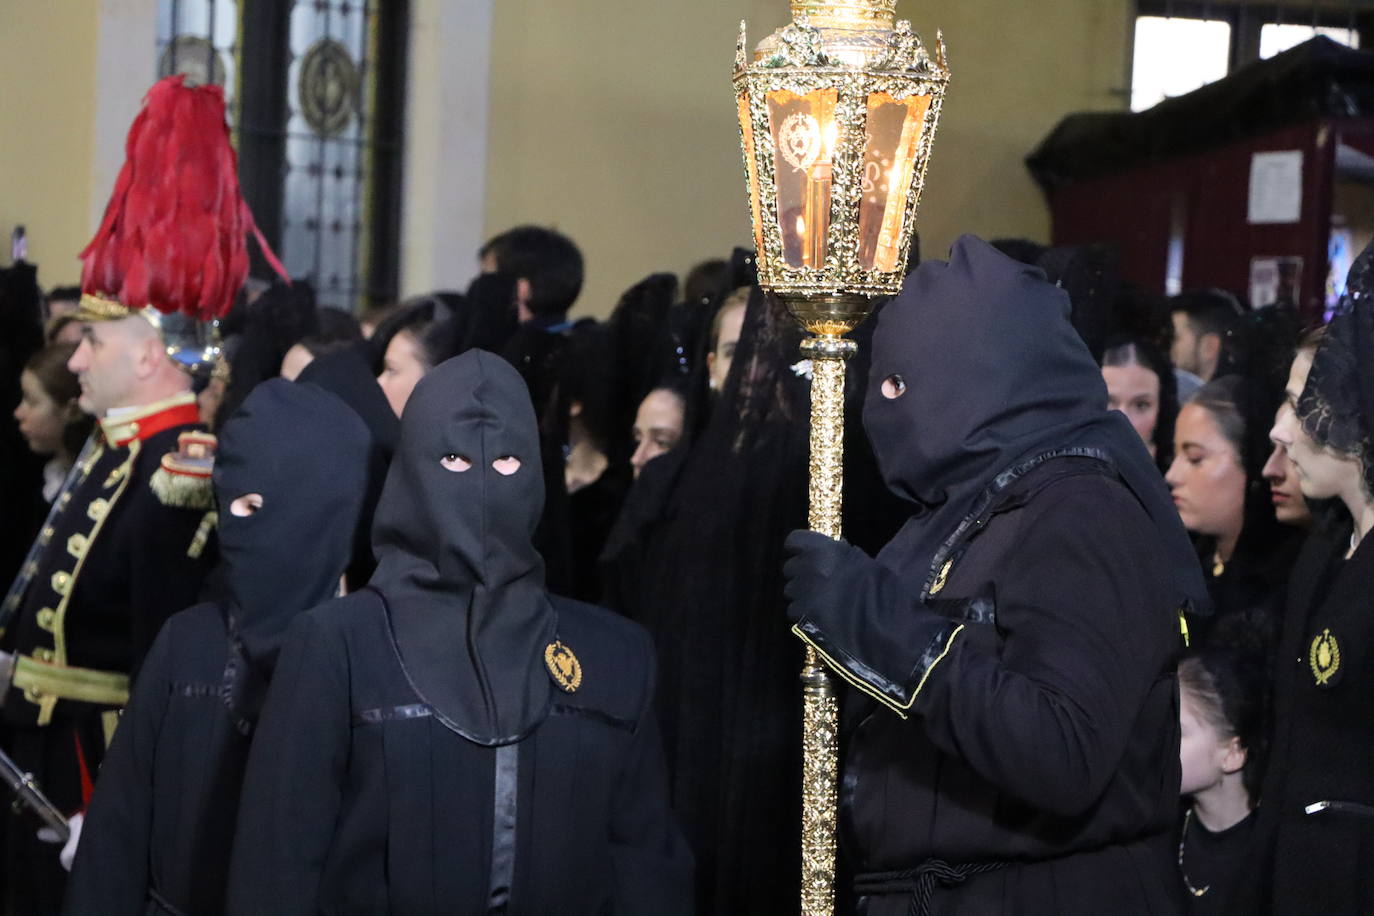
[732,4,948,913]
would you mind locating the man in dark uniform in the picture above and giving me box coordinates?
[782,237,1208,915]
[0,74,284,913]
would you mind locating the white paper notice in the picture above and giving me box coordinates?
[1248,151,1304,224]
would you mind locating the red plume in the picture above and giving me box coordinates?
[79,74,288,321]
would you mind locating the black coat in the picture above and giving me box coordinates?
[1246,525,1374,913]
[62,603,248,916]
[793,456,1185,915]
[226,590,692,915]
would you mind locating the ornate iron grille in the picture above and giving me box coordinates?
[156,0,407,311]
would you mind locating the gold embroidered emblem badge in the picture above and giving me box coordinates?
[544,640,582,693]
[1309,628,1341,688]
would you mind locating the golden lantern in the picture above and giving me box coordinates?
[732,3,948,913]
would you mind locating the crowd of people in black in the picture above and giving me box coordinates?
[3,216,1373,913]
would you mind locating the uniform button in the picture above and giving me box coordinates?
[36,608,56,631]
[39,526,54,545]
[66,534,88,560]
[24,687,43,703]
[34,648,55,663]
[87,498,109,523]
[50,571,72,597]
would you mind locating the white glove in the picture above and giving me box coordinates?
[59,812,83,871]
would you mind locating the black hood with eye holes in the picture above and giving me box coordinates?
[214,379,371,663]
[369,349,556,745]
[864,235,1208,616]
[214,379,372,729]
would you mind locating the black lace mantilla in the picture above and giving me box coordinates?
[1298,240,1374,494]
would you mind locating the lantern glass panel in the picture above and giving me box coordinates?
[857,92,931,272]
[737,93,766,256]
[766,88,839,269]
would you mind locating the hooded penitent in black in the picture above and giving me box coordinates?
[228,350,692,915]
[370,349,555,744]
[64,379,371,916]
[784,236,1206,916]
[857,236,1203,609]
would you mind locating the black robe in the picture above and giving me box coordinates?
[1244,524,1374,913]
[226,590,691,915]
[61,603,249,916]
[828,457,1183,915]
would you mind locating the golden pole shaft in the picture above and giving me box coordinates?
[798,333,854,916]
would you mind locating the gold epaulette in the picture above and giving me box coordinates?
[150,431,216,509]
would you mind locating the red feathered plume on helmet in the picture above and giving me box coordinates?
[79,75,287,322]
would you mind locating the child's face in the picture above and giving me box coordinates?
[1179,689,1244,796]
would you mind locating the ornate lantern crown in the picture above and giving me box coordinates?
[734,0,949,335]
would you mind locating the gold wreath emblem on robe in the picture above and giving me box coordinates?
[1309,628,1341,687]
[544,640,582,693]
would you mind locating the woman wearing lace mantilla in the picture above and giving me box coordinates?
[1245,241,1374,914]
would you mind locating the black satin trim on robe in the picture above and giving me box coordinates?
[794,616,960,712]
[221,607,269,736]
[170,682,218,700]
[352,704,433,726]
[924,595,997,627]
[488,744,519,913]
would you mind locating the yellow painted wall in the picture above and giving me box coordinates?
[0,1,100,288]
[912,0,1132,258]
[485,0,1132,317]
[1,2,1132,309]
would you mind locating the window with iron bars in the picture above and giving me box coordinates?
[156,0,408,313]
[1130,1,1369,111]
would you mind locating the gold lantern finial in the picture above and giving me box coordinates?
[732,7,948,916]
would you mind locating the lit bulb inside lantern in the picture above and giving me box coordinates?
[796,214,807,237]
[821,120,839,160]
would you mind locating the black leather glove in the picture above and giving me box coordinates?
[782,529,965,717]
[782,529,866,625]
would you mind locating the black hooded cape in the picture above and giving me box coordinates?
[785,236,1207,915]
[227,351,692,914]
[63,379,371,916]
